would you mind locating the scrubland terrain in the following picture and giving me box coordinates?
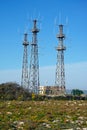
[0,100,87,130]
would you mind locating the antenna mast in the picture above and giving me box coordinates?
[21,33,29,89]
[55,24,66,92]
[29,19,40,94]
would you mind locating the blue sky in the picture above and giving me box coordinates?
[0,0,87,90]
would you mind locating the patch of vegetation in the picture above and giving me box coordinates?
[0,82,32,100]
[0,100,87,129]
[0,82,87,129]
[71,89,84,96]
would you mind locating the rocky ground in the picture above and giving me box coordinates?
[0,100,87,130]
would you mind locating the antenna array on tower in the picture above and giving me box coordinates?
[21,19,66,95]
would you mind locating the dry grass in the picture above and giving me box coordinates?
[0,100,87,129]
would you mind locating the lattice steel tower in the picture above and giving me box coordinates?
[29,19,40,94]
[21,33,29,89]
[55,24,66,90]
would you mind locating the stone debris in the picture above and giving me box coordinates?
[64,128,87,130]
[12,121,24,129]
[6,112,12,115]
[42,123,51,128]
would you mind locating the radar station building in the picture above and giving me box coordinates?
[39,86,65,96]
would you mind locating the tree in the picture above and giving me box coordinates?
[0,82,32,100]
[71,89,84,96]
